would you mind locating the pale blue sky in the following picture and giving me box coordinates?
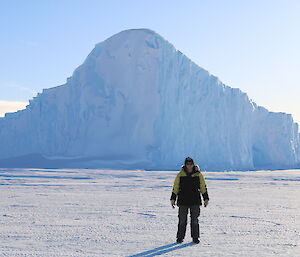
[1,0,300,123]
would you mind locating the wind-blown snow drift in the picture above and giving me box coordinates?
[0,29,299,170]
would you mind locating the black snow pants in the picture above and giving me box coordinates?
[177,205,200,239]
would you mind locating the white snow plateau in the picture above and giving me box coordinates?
[0,168,299,256]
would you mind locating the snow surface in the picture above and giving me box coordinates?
[0,168,299,256]
[0,29,300,170]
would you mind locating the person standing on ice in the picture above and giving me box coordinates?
[170,157,209,244]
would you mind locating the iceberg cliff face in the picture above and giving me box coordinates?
[0,29,299,170]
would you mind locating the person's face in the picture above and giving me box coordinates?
[186,162,193,171]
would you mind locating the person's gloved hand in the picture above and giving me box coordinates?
[204,200,209,207]
[170,199,176,208]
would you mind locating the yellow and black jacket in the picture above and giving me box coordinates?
[170,164,209,206]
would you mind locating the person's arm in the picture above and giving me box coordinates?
[199,172,209,206]
[170,173,180,207]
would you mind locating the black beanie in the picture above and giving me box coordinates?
[184,157,194,165]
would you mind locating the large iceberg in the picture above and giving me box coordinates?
[0,29,299,170]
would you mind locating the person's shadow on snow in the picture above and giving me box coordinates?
[127,242,195,256]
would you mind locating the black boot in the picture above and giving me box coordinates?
[192,238,200,244]
[176,238,183,243]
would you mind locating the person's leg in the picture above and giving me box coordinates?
[190,205,200,239]
[177,205,188,240]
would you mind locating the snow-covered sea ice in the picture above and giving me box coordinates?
[0,168,299,256]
